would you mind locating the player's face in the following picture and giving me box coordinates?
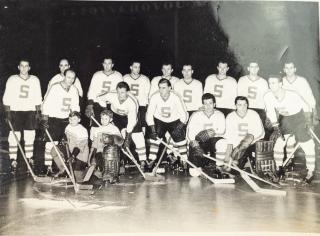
[217,63,229,76]
[130,63,140,75]
[268,77,282,92]
[102,59,114,72]
[59,60,70,74]
[64,71,76,87]
[18,61,30,75]
[101,114,111,126]
[203,99,215,113]
[117,87,128,101]
[236,100,248,116]
[159,83,170,97]
[182,65,193,79]
[162,65,173,77]
[248,63,259,76]
[69,116,80,126]
[283,63,296,77]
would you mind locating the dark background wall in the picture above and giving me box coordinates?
[0,1,319,110]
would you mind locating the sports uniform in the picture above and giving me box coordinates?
[123,73,150,127]
[3,74,42,164]
[204,74,237,115]
[149,76,180,99]
[47,73,83,97]
[97,91,147,162]
[42,82,80,167]
[86,70,123,124]
[146,90,188,162]
[264,89,315,178]
[173,78,203,117]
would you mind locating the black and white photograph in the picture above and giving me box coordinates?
[0,0,319,235]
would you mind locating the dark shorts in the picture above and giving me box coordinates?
[139,106,147,128]
[151,118,186,142]
[279,110,310,142]
[11,111,37,131]
[112,112,142,133]
[45,117,69,142]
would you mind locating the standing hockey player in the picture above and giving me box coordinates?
[46,59,83,98]
[237,62,269,121]
[215,96,265,169]
[123,61,150,130]
[146,79,189,170]
[90,110,123,183]
[3,59,42,172]
[173,64,203,117]
[41,69,80,174]
[282,62,317,126]
[97,82,147,170]
[204,61,237,116]
[51,111,89,180]
[187,93,225,175]
[86,57,123,124]
[264,75,315,181]
[149,63,180,98]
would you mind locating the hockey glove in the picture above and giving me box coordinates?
[85,104,94,118]
[3,105,12,125]
[40,115,49,130]
[123,132,132,149]
[195,129,215,143]
[270,125,284,144]
[304,112,313,130]
[71,147,80,158]
[35,105,42,126]
[149,125,158,140]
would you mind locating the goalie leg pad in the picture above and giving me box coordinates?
[50,144,67,171]
[189,141,204,167]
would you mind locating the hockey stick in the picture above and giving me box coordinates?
[282,142,301,167]
[158,138,234,184]
[8,120,52,183]
[121,147,146,179]
[45,129,79,193]
[203,154,281,189]
[309,128,320,145]
[150,137,171,175]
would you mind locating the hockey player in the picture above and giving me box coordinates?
[149,63,180,99]
[215,96,265,170]
[86,57,123,125]
[173,64,203,117]
[96,82,147,170]
[282,62,317,126]
[41,69,80,174]
[89,110,123,183]
[187,93,225,175]
[146,79,189,169]
[52,111,89,180]
[3,60,42,172]
[264,75,315,181]
[46,59,83,98]
[237,62,269,121]
[204,61,237,116]
[123,61,150,129]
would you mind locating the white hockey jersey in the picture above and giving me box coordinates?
[204,75,237,109]
[47,73,83,97]
[3,75,42,111]
[65,124,89,162]
[149,76,180,99]
[173,79,203,112]
[146,91,188,125]
[237,76,269,109]
[42,83,80,119]
[187,109,225,141]
[123,74,150,106]
[87,70,123,103]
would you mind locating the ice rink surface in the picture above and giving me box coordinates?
[0,172,319,236]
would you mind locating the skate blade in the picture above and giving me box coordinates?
[76,183,94,190]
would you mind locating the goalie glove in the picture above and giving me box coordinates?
[195,129,215,143]
[231,134,254,161]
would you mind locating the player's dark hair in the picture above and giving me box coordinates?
[235,96,249,106]
[69,111,81,119]
[130,60,141,66]
[19,59,30,65]
[100,109,113,119]
[162,62,173,67]
[182,64,193,70]
[158,78,172,88]
[64,68,76,77]
[116,81,130,91]
[268,75,282,83]
[202,93,216,104]
[103,57,114,64]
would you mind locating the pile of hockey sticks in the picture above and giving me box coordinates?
[90,116,165,182]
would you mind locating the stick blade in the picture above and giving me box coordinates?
[34,176,53,183]
[83,165,96,182]
[144,173,165,182]
[76,183,94,190]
